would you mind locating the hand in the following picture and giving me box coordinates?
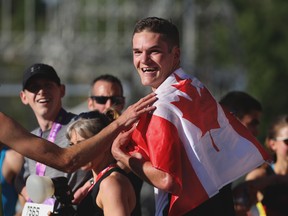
[111,126,135,162]
[116,92,156,129]
[72,178,93,204]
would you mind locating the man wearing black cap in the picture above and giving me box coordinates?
[17,63,92,209]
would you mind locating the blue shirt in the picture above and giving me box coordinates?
[0,147,18,216]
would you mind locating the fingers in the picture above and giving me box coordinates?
[139,92,157,102]
[137,92,157,107]
[137,105,156,114]
[133,92,157,113]
[115,93,157,129]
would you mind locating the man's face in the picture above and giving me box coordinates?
[240,110,262,137]
[20,78,65,120]
[132,31,180,91]
[88,80,124,113]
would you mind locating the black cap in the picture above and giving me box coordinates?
[22,63,61,90]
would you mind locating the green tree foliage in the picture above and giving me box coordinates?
[232,0,288,140]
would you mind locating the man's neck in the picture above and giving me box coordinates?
[38,120,54,132]
[37,109,62,132]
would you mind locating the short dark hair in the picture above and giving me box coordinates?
[219,91,262,119]
[89,74,123,96]
[133,17,180,50]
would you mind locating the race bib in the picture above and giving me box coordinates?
[22,202,53,216]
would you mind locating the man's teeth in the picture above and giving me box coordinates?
[143,68,156,72]
[38,99,49,103]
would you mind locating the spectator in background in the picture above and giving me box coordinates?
[66,110,137,216]
[245,115,288,216]
[88,74,125,114]
[0,147,24,216]
[219,91,262,137]
[17,63,91,210]
[86,74,146,215]
[219,91,263,215]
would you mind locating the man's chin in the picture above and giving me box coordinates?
[141,79,153,87]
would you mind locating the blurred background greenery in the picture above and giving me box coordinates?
[0,0,287,143]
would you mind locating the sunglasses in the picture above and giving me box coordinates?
[274,137,288,145]
[90,96,124,105]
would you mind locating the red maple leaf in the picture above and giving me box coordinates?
[171,74,221,151]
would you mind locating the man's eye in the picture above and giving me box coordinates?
[133,51,141,55]
[151,50,160,54]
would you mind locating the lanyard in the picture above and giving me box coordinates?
[89,164,117,191]
[35,122,62,176]
[32,113,64,205]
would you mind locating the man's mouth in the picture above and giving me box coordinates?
[37,98,50,103]
[142,67,158,72]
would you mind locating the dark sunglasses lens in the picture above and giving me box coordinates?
[91,96,124,105]
[284,139,288,145]
[112,97,124,105]
[91,96,108,104]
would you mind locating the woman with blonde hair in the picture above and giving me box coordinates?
[243,115,288,216]
[66,111,136,216]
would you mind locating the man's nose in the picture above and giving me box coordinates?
[105,99,114,108]
[140,52,151,64]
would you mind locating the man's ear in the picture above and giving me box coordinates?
[119,98,125,113]
[20,91,29,105]
[172,46,181,64]
[174,47,180,58]
[60,84,65,98]
[87,98,94,111]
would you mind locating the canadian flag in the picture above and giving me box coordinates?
[131,68,270,216]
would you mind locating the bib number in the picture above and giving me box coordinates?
[22,202,53,216]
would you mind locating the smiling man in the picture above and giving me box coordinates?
[111,17,270,216]
[18,63,91,209]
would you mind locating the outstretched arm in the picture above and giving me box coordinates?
[0,93,157,172]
